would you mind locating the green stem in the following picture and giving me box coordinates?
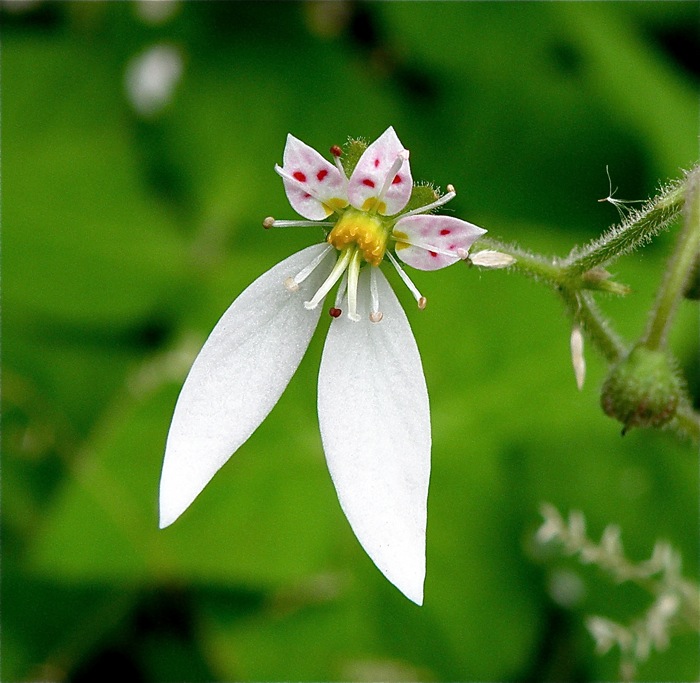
[673,403,700,443]
[563,290,626,364]
[476,238,563,285]
[643,168,700,351]
[565,170,690,276]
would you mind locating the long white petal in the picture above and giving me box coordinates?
[160,244,333,528]
[318,267,431,605]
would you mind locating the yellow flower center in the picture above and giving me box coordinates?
[327,210,389,267]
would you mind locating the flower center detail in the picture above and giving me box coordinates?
[327,209,389,267]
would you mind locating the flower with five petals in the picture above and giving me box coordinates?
[159,127,486,604]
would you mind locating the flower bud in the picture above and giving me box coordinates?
[600,345,683,433]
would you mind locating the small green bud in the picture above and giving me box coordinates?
[341,138,368,177]
[403,183,439,214]
[601,345,683,434]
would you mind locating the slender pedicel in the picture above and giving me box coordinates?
[283,244,334,292]
[399,184,456,218]
[264,217,335,229]
[369,267,383,323]
[386,251,427,309]
[304,247,352,309]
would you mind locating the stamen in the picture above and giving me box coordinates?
[346,248,362,322]
[399,184,457,218]
[369,267,383,323]
[394,237,466,259]
[376,150,409,205]
[264,216,334,229]
[330,145,348,182]
[333,272,348,310]
[386,251,427,309]
[284,244,333,292]
[303,247,352,310]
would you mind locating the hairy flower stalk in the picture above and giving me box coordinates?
[159,127,487,604]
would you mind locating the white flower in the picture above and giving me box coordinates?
[159,127,486,605]
[125,44,183,117]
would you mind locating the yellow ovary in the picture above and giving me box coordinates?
[328,210,389,266]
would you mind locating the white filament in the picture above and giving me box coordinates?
[369,267,383,322]
[386,251,424,305]
[304,247,351,310]
[346,249,362,321]
[399,186,456,219]
[376,150,409,205]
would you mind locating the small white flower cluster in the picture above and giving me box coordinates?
[537,503,699,682]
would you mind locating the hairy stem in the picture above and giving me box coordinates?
[565,169,691,276]
[643,168,700,350]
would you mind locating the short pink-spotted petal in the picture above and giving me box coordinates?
[347,126,412,216]
[277,134,348,221]
[393,214,487,271]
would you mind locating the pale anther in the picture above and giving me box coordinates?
[284,277,300,292]
[418,296,427,310]
[263,216,275,229]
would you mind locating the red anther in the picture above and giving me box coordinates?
[329,307,342,318]
[330,145,343,157]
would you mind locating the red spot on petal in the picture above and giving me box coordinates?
[303,193,312,198]
[317,169,328,181]
[293,171,307,182]
[362,178,375,188]
[374,158,380,168]
[392,174,402,184]
[440,228,451,235]
[429,251,438,257]
[448,244,456,250]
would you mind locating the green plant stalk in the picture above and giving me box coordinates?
[673,403,700,443]
[565,170,690,276]
[644,168,700,351]
[475,238,563,285]
[562,290,626,364]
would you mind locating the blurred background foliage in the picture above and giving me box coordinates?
[2,1,698,681]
